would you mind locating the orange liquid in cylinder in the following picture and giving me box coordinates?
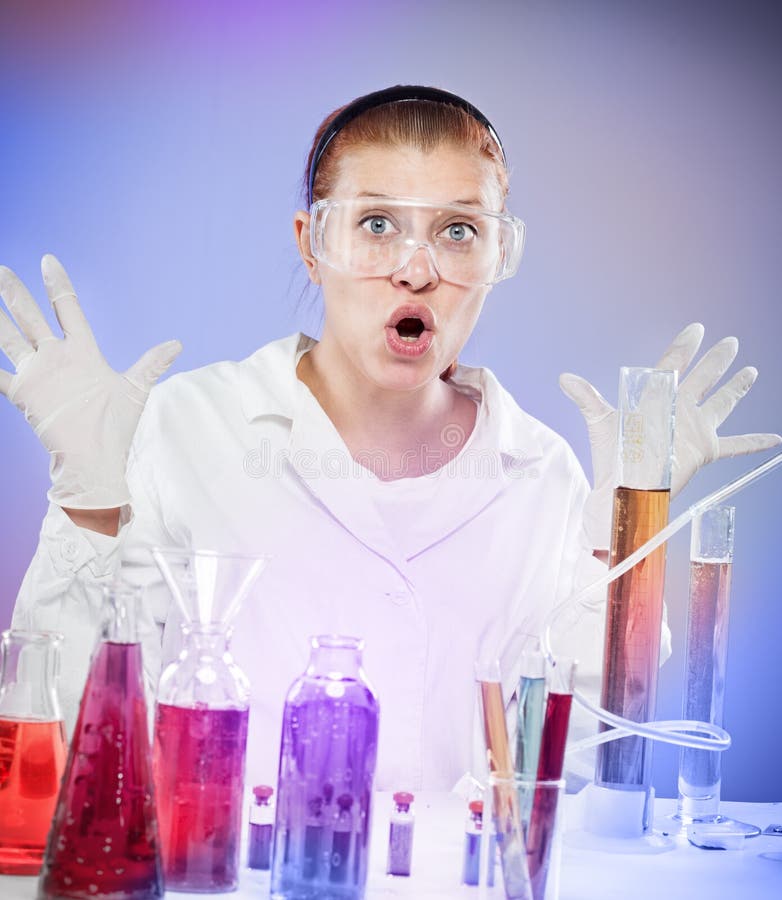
[0,718,67,874]
[596,487,670,788]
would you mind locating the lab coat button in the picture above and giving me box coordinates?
[61,539,79,562]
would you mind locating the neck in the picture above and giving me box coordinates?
[297,338,476,479]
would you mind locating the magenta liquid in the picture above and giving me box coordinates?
[39,641,163,900]
[271,682,379,900]
[535,691,571,782]
[526,691,571,900]
[153,703,248,892]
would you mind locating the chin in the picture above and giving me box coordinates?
[370,358,443,393]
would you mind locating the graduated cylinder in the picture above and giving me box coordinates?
[677,506,734,821]
[595,367,676,799]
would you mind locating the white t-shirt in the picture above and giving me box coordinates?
[13,333,615,790]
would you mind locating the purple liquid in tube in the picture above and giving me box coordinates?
[270,636,379,900]
[39,641,163,900]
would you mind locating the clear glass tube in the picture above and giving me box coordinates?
[677,506,734,821]
[515,650,546,781]
[595,369,675,808]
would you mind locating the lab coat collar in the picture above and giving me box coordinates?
[237,332,544,465]
[237,334,545,568]
[237,332,316,422]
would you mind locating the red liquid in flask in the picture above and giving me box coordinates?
[153,702,248,891]
[39,642,163,900]
[0,718,67,874]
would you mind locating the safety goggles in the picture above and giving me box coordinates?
[309,196,526,287]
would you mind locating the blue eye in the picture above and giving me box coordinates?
[361,216,392,235]
[444,222,476,242]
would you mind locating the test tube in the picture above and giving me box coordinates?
[516,649,546,779]
[595,368,676,821]
[528,659,575,900]
[516,650,547,831]
[676,508,758,835]
[476,660,533,900]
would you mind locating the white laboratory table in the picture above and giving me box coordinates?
[2,793,781,899]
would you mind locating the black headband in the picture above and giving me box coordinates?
[307,85,506,206]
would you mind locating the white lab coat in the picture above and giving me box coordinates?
[13,333,632,791]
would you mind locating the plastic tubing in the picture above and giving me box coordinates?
[540,450,782,756]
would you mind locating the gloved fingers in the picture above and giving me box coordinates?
[655,322,704,374]
[699,366,757,427]
[559,373,613,425]
[0,307,34,368]
[40,254,97,343]
[679,336,739,404]
[0,368,12,397]
[717,432,782,460]
[0,266,55,347]
[124,339,183,394]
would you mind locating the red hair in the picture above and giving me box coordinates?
[304,97,509,204]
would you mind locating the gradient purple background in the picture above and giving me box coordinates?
[1,1,780,801]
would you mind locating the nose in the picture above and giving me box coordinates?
[390,243,440,291]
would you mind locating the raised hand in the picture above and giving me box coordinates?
[0,255,182,510]
[559,323,781,550]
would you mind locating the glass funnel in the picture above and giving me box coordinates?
[151,547,268,893]
[39,582,163,900]
[0,630,67,875]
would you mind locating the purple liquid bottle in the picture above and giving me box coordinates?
[271,636,379,900]
[38,583,163,900]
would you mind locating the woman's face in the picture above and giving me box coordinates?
[295,142,504,394]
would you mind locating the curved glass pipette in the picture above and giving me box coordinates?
[540,450,782,755]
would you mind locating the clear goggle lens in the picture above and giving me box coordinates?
[310,197,525,287]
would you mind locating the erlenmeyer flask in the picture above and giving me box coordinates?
[151,547,268,893]
[270,635,380,900]
[0,630,67,875]
[39,582,163,900]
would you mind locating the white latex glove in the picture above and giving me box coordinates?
[0,255,182,509]
[560,323,782,551]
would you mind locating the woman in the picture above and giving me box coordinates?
[1,86,777,790]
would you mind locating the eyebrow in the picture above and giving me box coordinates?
[354,191,485,207]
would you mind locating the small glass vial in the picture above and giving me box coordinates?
[247,785,274,870]
[462,799,484,886]
[386,791,415,876]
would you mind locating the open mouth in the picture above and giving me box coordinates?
[395,317,426,342]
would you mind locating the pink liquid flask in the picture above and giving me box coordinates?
[151,547,267,893]
[38,583,163,900]
[0,630,67,875]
